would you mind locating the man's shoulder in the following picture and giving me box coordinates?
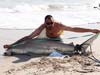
[54,22,64,26]
[37,23,45,29]
[55,21,60,24]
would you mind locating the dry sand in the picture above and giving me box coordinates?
[0,29,100,75]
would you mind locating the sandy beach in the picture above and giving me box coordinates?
[0,29,100,75]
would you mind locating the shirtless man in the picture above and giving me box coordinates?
[4,15,100,49]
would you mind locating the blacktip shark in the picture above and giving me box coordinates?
[4,33,100,56]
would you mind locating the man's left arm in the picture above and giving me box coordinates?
[61,24,100,33]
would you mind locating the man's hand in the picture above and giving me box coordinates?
[3,36,31,49]
[92,29,100,34]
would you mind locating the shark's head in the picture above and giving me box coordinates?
[4,49,13,56]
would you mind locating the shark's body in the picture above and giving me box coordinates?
[4,33,99,56]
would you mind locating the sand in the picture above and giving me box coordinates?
[0,28,100,75]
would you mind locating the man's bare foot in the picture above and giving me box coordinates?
[3,45,11,49]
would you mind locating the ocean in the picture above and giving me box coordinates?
[0,0,100,55]
[0,0,100,29]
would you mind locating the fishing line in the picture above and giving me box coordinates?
[88,44,100,63]
[88,33,100,63]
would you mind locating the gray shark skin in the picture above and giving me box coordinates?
[4,33,99,56]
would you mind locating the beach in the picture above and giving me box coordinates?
[0,29,100,75]
[0,0,100,75]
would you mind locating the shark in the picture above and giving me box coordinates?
[4,33,100,56]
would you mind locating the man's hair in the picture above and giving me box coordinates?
[45,15,53,21]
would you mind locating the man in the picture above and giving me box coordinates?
[4,15,100,49]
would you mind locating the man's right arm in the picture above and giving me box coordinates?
[28,24,45,38]
[13,24,45,44]
[4,24,45,48]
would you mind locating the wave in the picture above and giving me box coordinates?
[0,3,93,13]
[0,2,99,29]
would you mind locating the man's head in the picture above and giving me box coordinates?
[45,15,54,25]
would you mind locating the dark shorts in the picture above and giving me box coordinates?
[48,37,62,42]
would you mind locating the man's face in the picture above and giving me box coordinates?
[45,17,54,28]
[45,17,54,25]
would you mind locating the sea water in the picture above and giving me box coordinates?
[0,0,100,55]
[0,0,100,29]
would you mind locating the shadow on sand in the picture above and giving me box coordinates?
[11,53,49,63]
[89,55,100,63]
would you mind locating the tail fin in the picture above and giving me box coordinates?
[80,33,100,51]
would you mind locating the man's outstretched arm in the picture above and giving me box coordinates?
[62,25,100,33]
[4,24,45,49]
